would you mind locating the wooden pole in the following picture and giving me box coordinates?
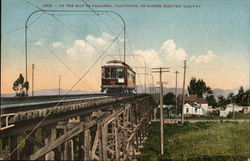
[159,68,164,155]
[175,71,179,118]
[181,60,187,124]
[152,67,169,155]
[32,64,34,96]
[59,75,61,96]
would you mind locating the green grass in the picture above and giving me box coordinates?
[155,108,250,120]
[184,113,250,120]
[185,116,227,120]
[227,112,250,119]
[138,122,250,161]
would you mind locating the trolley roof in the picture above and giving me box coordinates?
[102,60,135,74]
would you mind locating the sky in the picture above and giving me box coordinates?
[1,0,250,94]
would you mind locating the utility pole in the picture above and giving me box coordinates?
[174,71,179,118]
[32,64,35,96]
[145,65,147,93]
[231,98,235,120]
[59,75,61,96]
[181,60,187,124]
[152,67,170,155]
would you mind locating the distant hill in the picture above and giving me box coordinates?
[1,88,96,97]
[136,86,249,99]
[1,86,248,98]
[137,86,188,95]
[212,86,249,98]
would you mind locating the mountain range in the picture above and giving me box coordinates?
[1,88,93,97]
[136,86,249,98]
[1,86,248,98]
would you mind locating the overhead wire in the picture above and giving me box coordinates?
[6,26,24,34]
[107,12,123,28]
[81,0,123,60]
[27,27,96,92]
[126,33,143,91]
[6,29,123,160]
[25,0,125,91]
[27,12,44,27]
[6,11,43,37]
[50,14,85,39]
[5,1,126,159]
[25,1,98,92]
[50,13,122,60]
[48,13,123,88]
[26,0,123,76]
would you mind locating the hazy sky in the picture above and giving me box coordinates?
[2,0,249,93]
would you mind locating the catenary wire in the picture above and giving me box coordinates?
[26,0,123,74]
[81,0,123,60]
[127,33,143,91]
[5,29,122,160]
[27,27,96,92]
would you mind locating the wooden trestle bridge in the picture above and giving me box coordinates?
[0,94,159,160]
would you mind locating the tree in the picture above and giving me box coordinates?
[235,86,244,106]
[226,92,236,104]
[242,89,250,106]
[12,73,29,96]
[187,77,212,98]
[205,95,217,108]
[218,95,227,108]
[163,92,176,105]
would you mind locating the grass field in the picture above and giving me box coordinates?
[156,108,250,120]
[138,122,250,161]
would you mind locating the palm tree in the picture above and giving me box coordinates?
[187,77,212,98]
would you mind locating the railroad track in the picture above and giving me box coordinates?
[0,94,149,136]
[1,94,109,114]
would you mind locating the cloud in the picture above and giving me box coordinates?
[34,40,43,46]
[66,32,114,57]
[133,49,162,68]
[50,42,63,48]
[131,40,187,69]
[34,39,43,46]
[190,50,218,63]
[160,40,187,60]
[66,40,95,56]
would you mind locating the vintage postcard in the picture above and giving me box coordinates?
[1,0,249,160]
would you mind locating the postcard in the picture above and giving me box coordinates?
[1,0,249,160]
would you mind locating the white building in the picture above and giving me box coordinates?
[219,104,244,117]
[183,103,205,116]
[225,104,243,112]
[178,95,208,117]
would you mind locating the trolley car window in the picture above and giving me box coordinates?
[105,68,111,78]
[116,69,123,78]
[111,68,116,78]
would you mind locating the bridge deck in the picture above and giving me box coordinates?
[0,94,151,137]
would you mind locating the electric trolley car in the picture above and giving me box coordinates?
[101,60,136,95]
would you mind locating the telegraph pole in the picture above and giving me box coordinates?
[174,71,179,118]
[152,67,170,155]
[59,75,61,96]
[145,65,147,93]
[32,64,35,96]
[181,60,187,124]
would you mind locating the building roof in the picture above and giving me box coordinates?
[178,94,207,107]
